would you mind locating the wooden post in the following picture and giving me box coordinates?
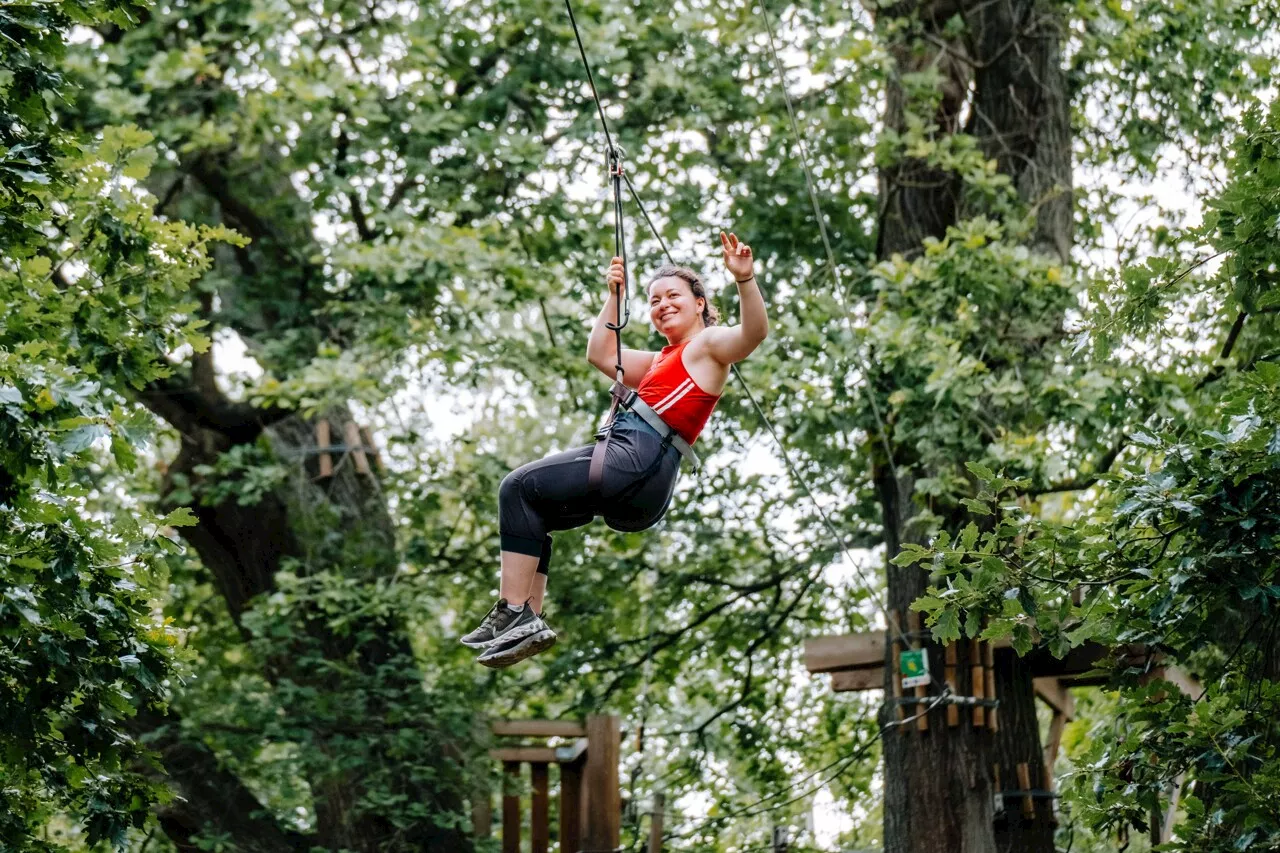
[531,761,549,853]
[992,764,1004,818]
[344,420,371,475]
[908,611,928,732]
[359,425,386,472]
[891,613,905,726]
[1044,710,1067,775]
[970,639,986,728]
[1161,772,1187,845]
[472,786,492,842]
[1013,758,1034,819]
[648,791,665,853]
[316,419,333,478]
[984,635,997,732]
[502,761,521,853]
[584,715,620,851]
[944,643,959,727]
[560,755,585,853]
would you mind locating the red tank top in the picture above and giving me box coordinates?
[635,339,721,445]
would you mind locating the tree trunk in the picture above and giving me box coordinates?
[989,652,1057,852]
[873,2,1071,852]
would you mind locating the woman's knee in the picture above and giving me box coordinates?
[499,470,526,506]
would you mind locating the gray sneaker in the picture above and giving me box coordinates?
[460,599,542,649]
[477,616,557,668]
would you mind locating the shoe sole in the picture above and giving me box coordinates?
[478,629,558,669]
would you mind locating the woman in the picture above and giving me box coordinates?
[461,231,769,667]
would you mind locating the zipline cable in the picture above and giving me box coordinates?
[757,0,899,487]
[660,688,952,844]
[560,0,918,655]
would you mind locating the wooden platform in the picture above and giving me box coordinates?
[806,631,1159,683]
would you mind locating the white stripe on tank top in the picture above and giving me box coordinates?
[654,381,695,415]
[650,378,693,413]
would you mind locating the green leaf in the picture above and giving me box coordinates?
[160,506,198,527]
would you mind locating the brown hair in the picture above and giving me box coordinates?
[647,265,720,327]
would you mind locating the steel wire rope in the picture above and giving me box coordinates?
[757,0,900,487]
[659,688,952,844]
[557,7,954,833]
[561,0,916,654]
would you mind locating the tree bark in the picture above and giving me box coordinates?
[873,2,1072,852]
[989,651,1057,852]
[133,708,315,853]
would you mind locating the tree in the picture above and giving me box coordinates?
[911,97,1280,853]
[1,1,235,846]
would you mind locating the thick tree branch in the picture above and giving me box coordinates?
[134,708,314,853]
[1195,310,1249,391]
[140,366,292,441]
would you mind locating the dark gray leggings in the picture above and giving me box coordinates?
[499,412,682,576]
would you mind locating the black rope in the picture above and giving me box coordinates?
[608,147,630,381]
[563,0,618,157]
[565,0,628,387]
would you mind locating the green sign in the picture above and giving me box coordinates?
[900,648,931,688]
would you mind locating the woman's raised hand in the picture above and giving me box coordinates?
[721,231,754,281]
[606,256,626,296]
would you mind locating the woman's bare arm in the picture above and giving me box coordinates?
[587,256,657,387]
[704,232,768,365]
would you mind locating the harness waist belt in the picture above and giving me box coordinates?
[620,389,700,470]
[587,382,699,500]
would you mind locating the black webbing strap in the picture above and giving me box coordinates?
[588,145,630,499]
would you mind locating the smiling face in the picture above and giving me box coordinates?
[648,275,705,341]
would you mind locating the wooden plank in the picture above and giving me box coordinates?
[831,667,885,692]
[316,419,332,478]
[970,639,985,728]
[984,636,997,732]
[1016,762,1034,820]
[359,425,386,472]
[1161,771,1187,845]
[584,715,620,851]
[531,762,549,853]
[490,747,559,764]
[559,756,584,853]
[944,644,959,727]
[344,420,371,475]
[1043,710,1067,774]
[502,761,521,853]
[648,791,665,853]
[804,632,886,673]
[993,764,1004,818]
[1033,677,1075,720]
[491,719,587,739]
